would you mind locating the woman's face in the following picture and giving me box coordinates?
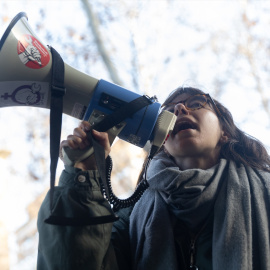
[164,93,225,161]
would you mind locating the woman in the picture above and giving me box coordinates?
[37,86,270,270]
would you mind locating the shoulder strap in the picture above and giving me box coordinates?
[48,47,66,215]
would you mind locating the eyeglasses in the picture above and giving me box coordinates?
[162,94,222,118]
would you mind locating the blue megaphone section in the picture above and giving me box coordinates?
[83,79,161,148]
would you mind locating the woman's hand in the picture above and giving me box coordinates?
[60,121,111,171]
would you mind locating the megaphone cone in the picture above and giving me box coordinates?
[0,12,171,149]
[0,12,98,118]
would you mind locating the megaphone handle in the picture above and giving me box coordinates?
[61,124,124,166]
[61,145,95,167]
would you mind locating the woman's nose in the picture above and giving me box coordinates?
[174,103,189,116]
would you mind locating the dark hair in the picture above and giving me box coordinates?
[137,86,270,184]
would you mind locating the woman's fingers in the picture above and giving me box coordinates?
[60,121,111,169]
[79,121,91,132]
[64,121,91,150]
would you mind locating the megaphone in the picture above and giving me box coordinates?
[0,12,176,155]
[0,12,176,225]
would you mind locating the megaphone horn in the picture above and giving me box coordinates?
[0,12,99,119]
[0,12,174,150]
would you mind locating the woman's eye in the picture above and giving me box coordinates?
[188,97,206,108]
[188,101,202,108]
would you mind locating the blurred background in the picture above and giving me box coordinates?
[0,0,270,269]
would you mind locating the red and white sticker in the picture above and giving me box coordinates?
[17,34,50,69]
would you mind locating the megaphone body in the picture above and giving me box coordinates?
[0,12,177,225]
[0,12,176,156]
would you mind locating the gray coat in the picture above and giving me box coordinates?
[37,166,212,270]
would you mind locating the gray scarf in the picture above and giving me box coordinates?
[129,151,270,270]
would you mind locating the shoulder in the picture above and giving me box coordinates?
[243,164,270,190]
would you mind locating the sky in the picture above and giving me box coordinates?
[0,0,270,269]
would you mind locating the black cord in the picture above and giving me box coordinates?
[104,156,150,212]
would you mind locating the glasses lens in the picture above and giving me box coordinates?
[186,95,207,109]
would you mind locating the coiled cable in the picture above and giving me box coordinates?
[101,155,150,212]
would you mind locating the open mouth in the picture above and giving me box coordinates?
[172,121,197,135]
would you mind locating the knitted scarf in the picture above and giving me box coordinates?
[129,151,270,270]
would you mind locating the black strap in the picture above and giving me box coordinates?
[44,214,118,226]
[48,47,66,214]
[90,131,111,199]
[93,95,152,132]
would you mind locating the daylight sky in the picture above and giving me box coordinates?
[1,1,270,269]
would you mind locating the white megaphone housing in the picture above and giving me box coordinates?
[0,12,176,162]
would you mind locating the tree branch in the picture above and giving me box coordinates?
[80,0,123,86]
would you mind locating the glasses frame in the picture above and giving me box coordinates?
[162,94,222,118]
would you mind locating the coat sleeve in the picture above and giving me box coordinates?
[37,166,119,270]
